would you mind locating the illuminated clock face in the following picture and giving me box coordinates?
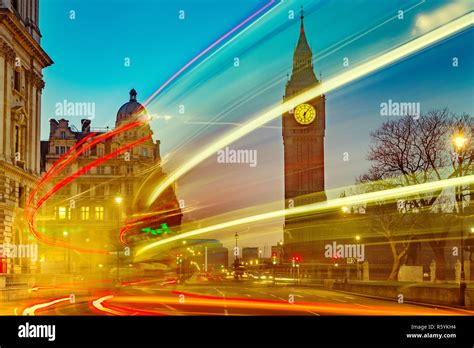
[294,103,316,125]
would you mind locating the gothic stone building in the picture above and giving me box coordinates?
[0,0,52,274]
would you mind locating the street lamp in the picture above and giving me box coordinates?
[452,131,468,306]
[115,195,123,286]
[234,232,239,261]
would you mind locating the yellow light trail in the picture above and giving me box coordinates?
[137,175,474,256]
[145,12,474,207]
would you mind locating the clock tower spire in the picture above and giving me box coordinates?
[282,7,327,252]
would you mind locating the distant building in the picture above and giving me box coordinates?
[0,0,52,274]
[242,247,259,262]
[38,89,182,274]
[183,239,228,273]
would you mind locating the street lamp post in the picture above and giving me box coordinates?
[115,195,123,287]
[453,132,468,306]
[234,232,239,279]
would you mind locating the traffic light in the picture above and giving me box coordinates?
[290,256,301,268]
[272,252,277,265]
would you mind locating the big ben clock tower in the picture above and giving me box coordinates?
[283,9,327,257]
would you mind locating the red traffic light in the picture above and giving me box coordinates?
[295,256,300,262]
[272,252,277,257]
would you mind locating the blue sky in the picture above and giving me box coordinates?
[39,0,474,249]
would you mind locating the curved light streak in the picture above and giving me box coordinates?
[27,136,151,254]
[140,0,277,108]
[145,12,474,207]
[137,175,474,255]
[22,296,71,316]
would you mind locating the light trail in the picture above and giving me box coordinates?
[96,293,471,316]
[26,0,278,249]
[140,0,277,108]
[137,175,474,255]
[145,12,474,207]
[27,136,152,254]
[22,296,71,316]
[92,295,123,316]
[26,131,98,210]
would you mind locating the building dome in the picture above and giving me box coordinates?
[116,89,147,124]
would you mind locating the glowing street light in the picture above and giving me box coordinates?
[114,196,123,205]
[355,235,360,241]
[341,206,350,214]
[452,134,468,151]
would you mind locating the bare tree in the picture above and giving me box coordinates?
[360,109,473,281]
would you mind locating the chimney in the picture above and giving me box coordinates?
[81,119,91,133]
[49,119,59,137]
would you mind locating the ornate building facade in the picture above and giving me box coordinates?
[39,89,182,274]
[0,0,52,274]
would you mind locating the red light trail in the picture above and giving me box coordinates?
[25,0,279,254]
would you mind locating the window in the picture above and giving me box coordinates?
[58,186,71,196]
[95,185,105,196]
[97,166,105,175]
[81,206,90,220]
[60,131,66,139]
[97,147,104,157]
[58,206,70,220]
[126,183,133,196]
[80,184,90,196]
[111,166,119,175]
[95,206,104,221]
[18,185,25,208]
[56,146,67,155]
[14,70,21,92]
[12,0,19,11]
[141,148,148,157]
[126,165,133,174]
[109,184,120,195]
[14,125,21,160]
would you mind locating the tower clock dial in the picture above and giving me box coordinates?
[294,103,316,125]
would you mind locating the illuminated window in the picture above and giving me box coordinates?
[58,206,70,220]
[81,206,90,220]
[95,206,104,221]
[97,146,104,157]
